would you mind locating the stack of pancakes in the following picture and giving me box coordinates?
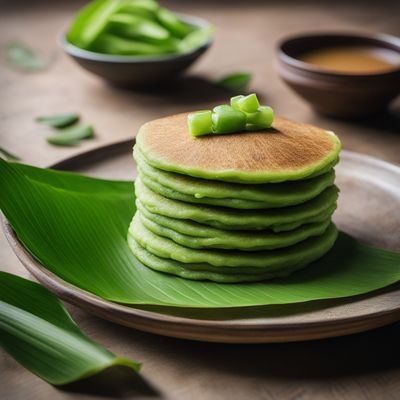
[128,113,341,283]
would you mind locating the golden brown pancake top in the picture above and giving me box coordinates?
[137,113,339,176]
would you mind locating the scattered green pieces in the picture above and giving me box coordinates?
[46,124,94,146]
[6,43,45,72]
[217,72,252,92]
[36,113,80,129]
[0,271,140,385]
[0,148,20,161]
[188,93,274,137]
[35,113,95,147]
[67,0,212,56]
[187,110,212,137]
[212,105,246,134]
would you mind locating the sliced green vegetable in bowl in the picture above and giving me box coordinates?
[66,0,212,57]
[1,160,399,308]
[0,272,140,385]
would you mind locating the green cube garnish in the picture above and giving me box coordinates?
[237,93,260,113]
[188,110,213,137]
[230,95,244,110]
[246,106,274,128]
[212,105,246,134]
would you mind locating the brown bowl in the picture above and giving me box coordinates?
[277,32,400,118]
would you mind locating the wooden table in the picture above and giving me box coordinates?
[1,1,399,399]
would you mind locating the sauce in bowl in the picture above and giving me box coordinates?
[298,46,400,74]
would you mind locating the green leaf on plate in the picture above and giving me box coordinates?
[0,147,20,161]
[0,160,399,308]
[0,272,140,385]
[46,124,94,146]
[36,113,80,129]
[217,72,252,92]
[6,43,45,72]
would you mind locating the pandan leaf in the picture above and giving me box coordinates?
[0,272,140,385]
[0,160,399,308]
[36,113,80,129]
[217,72,252,93]
[6,43,45,72]
[46,124,94,146]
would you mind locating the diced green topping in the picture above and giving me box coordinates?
[246,106,274,128]
[230,95,244,110]
[188,110,213,137]
[211,105,246,134]
[237,93,260,113]
[188,94,274,137]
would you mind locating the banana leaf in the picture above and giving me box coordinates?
[0,272,140,385]
[0,159,399,308]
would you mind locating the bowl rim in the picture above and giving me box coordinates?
[277,31,400,78]
[61,12,213,63]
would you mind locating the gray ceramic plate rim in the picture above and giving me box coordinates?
[277,31,400,78]
[61,13,213,63]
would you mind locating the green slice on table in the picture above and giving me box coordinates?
[46,124,94,146]
[0,272,140,385]
[6,43,45,72]
[36,113,80,128]
[0,160,399,307]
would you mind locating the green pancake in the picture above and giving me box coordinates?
[127,220,338,282]
[135,177,339,231]
[129,214,336,268]
[134,147,336,209]
[136,113,341,183]
[138,205,332,251]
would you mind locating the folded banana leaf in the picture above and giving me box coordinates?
[0,159,399,308]
[0,272,140,385]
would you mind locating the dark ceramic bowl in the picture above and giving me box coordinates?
[277,32,400,118]
[61,14,212,87]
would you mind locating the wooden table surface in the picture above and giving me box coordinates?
[1,1,399,399]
